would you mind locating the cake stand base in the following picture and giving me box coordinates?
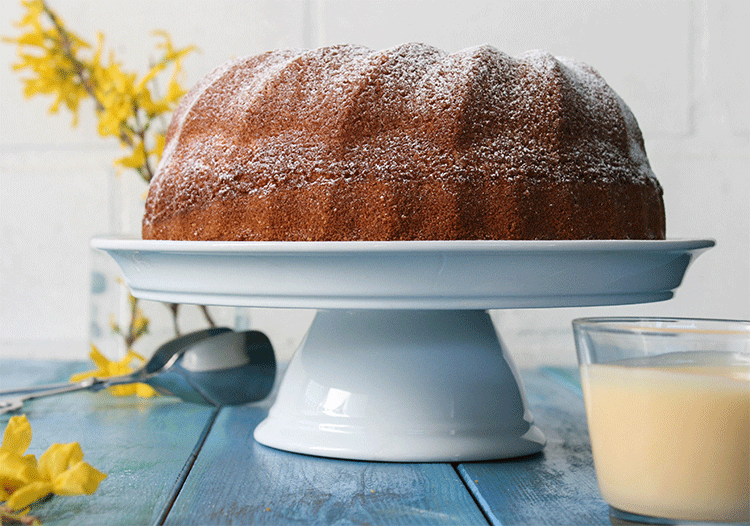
[254,309,546,462]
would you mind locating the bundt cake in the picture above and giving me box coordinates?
[142,43,665,241]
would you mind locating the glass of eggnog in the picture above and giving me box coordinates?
[573,317,749,525]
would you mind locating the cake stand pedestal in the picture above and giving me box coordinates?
[255,309,544,461]
[92,238,713,462]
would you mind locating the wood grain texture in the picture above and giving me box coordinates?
[458,368,610,526]
[539,366,583,397]
[1,359,216,526]
[166,403,488,525]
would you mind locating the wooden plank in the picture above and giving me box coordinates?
[539,366,583,396]
[457,368,609,526]
[1,359,215,526]
[166,402,489,525]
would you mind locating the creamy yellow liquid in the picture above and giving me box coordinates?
[581,354,750,523]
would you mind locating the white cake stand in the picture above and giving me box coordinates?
[92,238,713,461]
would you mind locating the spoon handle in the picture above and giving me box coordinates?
[0,381,84,397]
[0,379,94,414]
[0,373,141,414]
[0,371,148,397]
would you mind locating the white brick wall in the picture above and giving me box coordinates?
[1,0,748,365]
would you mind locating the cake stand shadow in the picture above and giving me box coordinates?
[92,238,714,462]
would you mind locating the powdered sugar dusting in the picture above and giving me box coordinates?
[143,43,664,241]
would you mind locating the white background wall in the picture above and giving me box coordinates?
[1,0,748,366]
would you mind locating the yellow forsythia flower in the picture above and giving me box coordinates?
[0,416,35,501]
[116,139,148,170]
[70,344,158,398]
[0,415,106,511]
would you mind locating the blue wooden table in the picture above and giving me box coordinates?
[1,359,613,525]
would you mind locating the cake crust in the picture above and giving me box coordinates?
[142,43,665,241]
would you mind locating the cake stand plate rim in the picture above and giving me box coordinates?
[91,236,715,253]
[90,237,714,310]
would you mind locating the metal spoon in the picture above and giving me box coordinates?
[0,329,276,413]
[0,327,231,398]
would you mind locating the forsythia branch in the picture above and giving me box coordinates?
[4,0,197,183]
